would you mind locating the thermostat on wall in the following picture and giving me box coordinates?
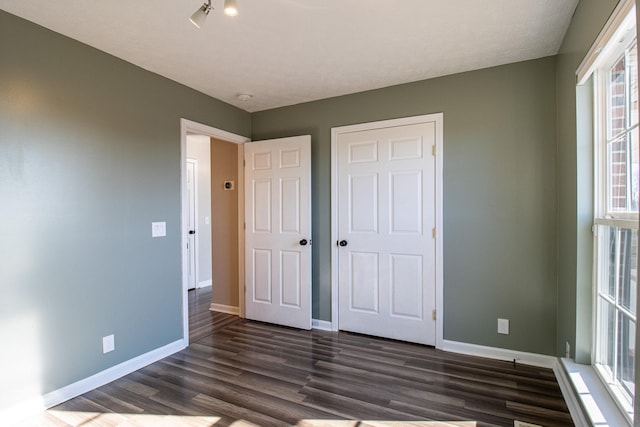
[224,181,235,190]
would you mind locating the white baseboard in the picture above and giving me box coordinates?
[197,280,212,289]
[553,359,589,427]
[441,339,557,368]
[210,303,239,315]
[312,319,333,331]
[442,340,586,424]
[1,339,185,426]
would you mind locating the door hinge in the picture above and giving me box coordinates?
[244,222,246,230]
[592,224,597,236]
[432,228,436,238]
[243,159,246,167]
[432,309,436,321]
[432,145,436,156]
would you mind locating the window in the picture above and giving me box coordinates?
[593,5,639,420]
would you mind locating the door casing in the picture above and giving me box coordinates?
[330,114,444,349]
[180,118,250,345]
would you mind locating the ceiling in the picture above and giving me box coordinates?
[1,0,578,113]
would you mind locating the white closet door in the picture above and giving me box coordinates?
[337,123,437,345]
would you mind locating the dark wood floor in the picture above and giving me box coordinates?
[27,287,573,426]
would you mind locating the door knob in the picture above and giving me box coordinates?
[188,230,196,235]
[299,239,308,246]
[338,240,348,247]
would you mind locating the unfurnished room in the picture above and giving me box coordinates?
[1,1,639,426]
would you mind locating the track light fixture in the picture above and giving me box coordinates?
[189,0,238,28]
[224,0,238,16]
[189,0,212,28]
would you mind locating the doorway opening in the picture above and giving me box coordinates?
[180,119,249,344]
[185,147,207,291]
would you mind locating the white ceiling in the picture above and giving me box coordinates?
[1,0,578,112]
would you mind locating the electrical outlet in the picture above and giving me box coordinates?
[497,318,509,335]
[566,341,571,358]
[102,334,115,353]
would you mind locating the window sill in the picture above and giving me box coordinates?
[561,358,632,426]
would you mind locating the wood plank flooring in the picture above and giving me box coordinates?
[26,287,573,426]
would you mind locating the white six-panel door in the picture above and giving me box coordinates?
[336,120,438,345]
[244,136,312,329]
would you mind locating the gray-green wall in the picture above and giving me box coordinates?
[5,0,640,418]
[252,57,559,355]
[0,10,250,410]
[555,0,640,421]
[555,0,619,364]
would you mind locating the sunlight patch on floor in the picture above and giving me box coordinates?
[513,421,543,427]
[37,411,478,427]
[296,421,476,427]
[46,410,223,426]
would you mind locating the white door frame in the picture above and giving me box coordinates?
[330,113,444,349]
[180,118,250,344]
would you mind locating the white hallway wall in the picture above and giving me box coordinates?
[186,134,212,287]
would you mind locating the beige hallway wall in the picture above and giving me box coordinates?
[211,137,239,308]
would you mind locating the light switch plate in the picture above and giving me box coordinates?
[498,318,509,335]
[152,222,166,237]
[102,334,115,353]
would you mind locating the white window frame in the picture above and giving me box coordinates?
[591,4,638,422]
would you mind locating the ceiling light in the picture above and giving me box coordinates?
[224,0,239,16]
[189,0,212,28]
[237,93,252,101]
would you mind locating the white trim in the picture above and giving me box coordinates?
[182,119,250,144]
[210,303,239,315]
[197,279,212,288]
[330,113,444,348]
[560,358,632,426]
[441,339,557,368]
[1,339,185,427]
[180,118,250,345]
[576,0,635,85]
[593,217,640,230]
[588,8,639,418]
[434,114,444,350]
[593,363,635,422]
[554,359,590,427]
[312,319,334,331]
[441,342,596,425]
